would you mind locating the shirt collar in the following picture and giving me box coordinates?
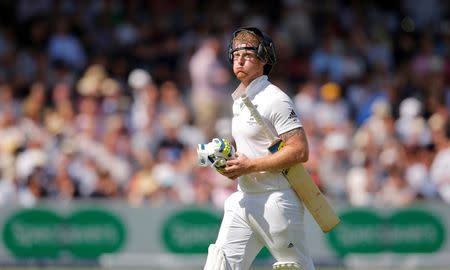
[231,75,269,100]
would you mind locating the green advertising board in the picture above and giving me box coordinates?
[1,201,449,268]
[2,208,126,259]
[161,208,271,258]
[327,208,446,256]
[162,208,221,254]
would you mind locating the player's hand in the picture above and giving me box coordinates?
[222,152,253,180]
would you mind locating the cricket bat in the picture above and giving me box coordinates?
[241,94,340,233]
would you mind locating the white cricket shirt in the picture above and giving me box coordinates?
[231,75,303,193]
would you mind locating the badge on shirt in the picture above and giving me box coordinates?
[288,109,299,122]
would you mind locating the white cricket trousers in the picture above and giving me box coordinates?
[214,188,315,270]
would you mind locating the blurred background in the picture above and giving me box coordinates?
[0,0,449,269]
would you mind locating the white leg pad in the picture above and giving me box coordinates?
[203,244,228,270]
[273,261,304,270]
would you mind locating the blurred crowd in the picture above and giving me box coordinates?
[0,0,449,209]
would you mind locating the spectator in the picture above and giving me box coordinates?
[319,131,351,199]
[188,37,231,139]
[314,82,351,133]
[0,0,448,209]
[395,97,432,147]
[126,157,159,206]
[375,165,417,207]
[346,159,378,207]
[48,17,86,71]
[430,118,450,203]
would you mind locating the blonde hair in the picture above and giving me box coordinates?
[232,30,261,49]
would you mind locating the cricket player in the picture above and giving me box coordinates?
[203,27,315,270]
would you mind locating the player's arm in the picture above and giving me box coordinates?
[253,127,309,171]
[223,127,309,179]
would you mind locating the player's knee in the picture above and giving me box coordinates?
[204,244,229,270]
[273,261,304,270]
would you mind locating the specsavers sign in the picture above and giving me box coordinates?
[161,208,272,258]
[1,202,449,268]
[2,208,126,259]
[162,208,221,253]
[327,208,446,256]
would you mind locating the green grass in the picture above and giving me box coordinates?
[0,266,449,270]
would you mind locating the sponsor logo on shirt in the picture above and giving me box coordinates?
[288,109,298,121]
[246,116,257,125]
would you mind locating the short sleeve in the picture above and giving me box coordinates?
[267,92,303,135]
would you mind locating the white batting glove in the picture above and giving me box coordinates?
[197,138,235,173]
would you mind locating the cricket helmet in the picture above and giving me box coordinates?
[228,27,276,75]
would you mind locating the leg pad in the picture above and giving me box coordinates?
[273,261,304,270]
[204,244,228,270]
